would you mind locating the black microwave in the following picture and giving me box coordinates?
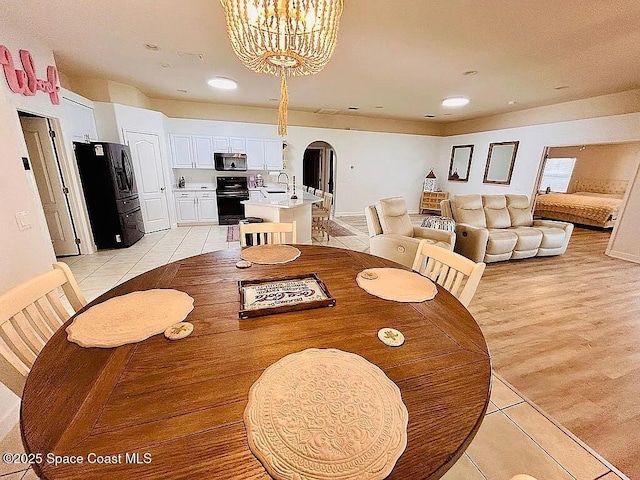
[214,153,247,171]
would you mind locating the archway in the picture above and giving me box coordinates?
[302,141,336,196]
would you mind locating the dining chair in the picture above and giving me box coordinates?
[312,192,333,240]
[240,221,297,246]
[411,241,486,308]
[0,262,87,376]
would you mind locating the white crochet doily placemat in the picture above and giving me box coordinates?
[244,348,408,480]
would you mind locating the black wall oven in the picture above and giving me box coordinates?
[216,176,249,225]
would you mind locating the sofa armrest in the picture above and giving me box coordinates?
[369,234,422,268]
[412,226,456,249]
[454,223,489,262]
[533,219,574,233]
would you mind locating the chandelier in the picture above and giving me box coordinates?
[220,0,344,136]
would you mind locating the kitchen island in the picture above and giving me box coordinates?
[242,188,323,244]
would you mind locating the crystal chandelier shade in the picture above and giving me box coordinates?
[220,0,344,135]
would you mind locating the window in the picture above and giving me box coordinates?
[539,157,576,193]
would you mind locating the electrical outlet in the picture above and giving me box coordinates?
[15,211,32,230]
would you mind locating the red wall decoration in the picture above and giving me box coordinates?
[0,45,60,105]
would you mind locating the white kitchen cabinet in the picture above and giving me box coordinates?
[230,137,247,153]
[196,191,218,222]
[174,191,198,222]
[246,138,266,170]
[171,135,193,168]
[249,190,263,201]
[213,136,230,153]
[192,136,214,168]
[265,139,284,170]
[174,190,219,223]
[61,97,98,143]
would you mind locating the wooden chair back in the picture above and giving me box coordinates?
[0,262,86,376]
[411,241,485,308]
[239,221,297,247]
[322,192,334,215]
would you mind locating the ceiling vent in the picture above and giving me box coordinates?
[316,108,340,115]
[176,51,205,61]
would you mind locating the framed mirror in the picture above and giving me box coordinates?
[483,141,519,185]
[448,145,474,182]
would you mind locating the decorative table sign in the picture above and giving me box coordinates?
[238,274,335,319]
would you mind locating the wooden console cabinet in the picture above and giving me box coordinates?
[420,192,449,214]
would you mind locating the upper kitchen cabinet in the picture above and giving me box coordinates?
[265,139,284,170]
[192,136,214,168]
[230,137,247,153]
[246,138,266,170]
[170,135,194,168]
[61,97,98,143]
[213,136,230,153]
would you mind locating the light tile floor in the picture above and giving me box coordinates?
[0,219,627,480]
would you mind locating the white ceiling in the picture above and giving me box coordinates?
[2,0,640,122]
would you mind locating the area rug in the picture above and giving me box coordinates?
[66,289,194,348]
[327,220,356,237]
[244,348,408,480]
[356,268,437,302]
[227,225,240,242]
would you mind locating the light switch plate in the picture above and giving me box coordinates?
[15,211,32,230]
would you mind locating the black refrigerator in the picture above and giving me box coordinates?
[75,142,145,249]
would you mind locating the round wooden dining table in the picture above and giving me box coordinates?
[21,245,491,480]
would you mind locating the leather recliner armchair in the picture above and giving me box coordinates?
[365,197,455,268]
[441,194,573,263]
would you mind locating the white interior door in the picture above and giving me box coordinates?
[20,117,79,256]
[125,131,170,233]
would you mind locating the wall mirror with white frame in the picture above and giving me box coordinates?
[484,141,519,185]
[448,144,474,182]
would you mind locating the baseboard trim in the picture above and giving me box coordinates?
[606,249,640,264]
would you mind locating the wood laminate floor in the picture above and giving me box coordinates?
[467,227,640,478]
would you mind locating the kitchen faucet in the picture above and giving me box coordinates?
[277,172,290,192]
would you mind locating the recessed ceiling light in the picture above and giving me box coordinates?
[177,89,188,93]
[160,63,170,68]
[374,105,384,109]
[424,114,436,118]
[348,106,359,111]
[207,77,238,90]
[463,70,478,76]
[508,100,519,105]
[442,96,470,107]
[144,44,160,51]
[554,85,570,90]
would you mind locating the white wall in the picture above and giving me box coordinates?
[167,118,439,215]
[437,113,640,200]
[608,157,640,262]
[437,113,640,262]
[0,21,60,292]
[549,142,640,186]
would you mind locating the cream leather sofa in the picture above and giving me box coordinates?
[365,197,455,268]
[441,194,573,263]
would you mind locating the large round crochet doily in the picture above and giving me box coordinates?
[356,268,437,302]
[244,348,408,480]
[66,289,194,348]
[240,244,301,265]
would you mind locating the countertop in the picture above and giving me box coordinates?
[242,189,323,209]
[174,183,216,191]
